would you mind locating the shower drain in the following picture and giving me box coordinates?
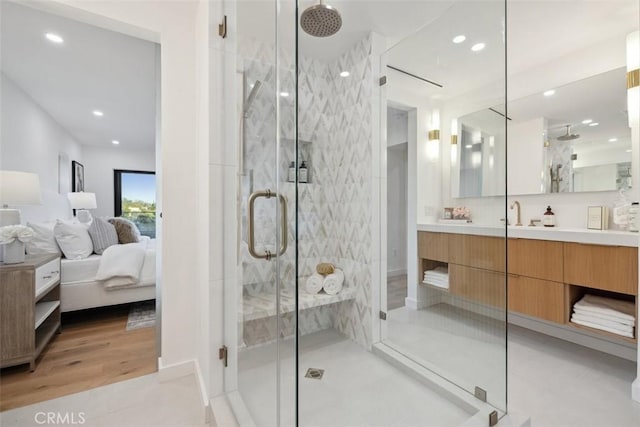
[304,368,324,380]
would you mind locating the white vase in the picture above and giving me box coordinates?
[2,240,26,264]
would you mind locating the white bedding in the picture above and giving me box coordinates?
[61,255,102,283]
[61,237,156,289]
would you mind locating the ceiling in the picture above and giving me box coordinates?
[2,1,637,152]
[1,1,158,149]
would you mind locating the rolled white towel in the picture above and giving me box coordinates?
[305,273,324,294]
[323,269,345,295]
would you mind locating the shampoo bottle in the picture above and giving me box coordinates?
[288,161,296,182]
[299,161,308,183]
[543,206,555,227]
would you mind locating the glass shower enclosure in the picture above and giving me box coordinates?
[226,1,508,425]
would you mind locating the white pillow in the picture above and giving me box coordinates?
[54,220,93,260]
[25,221,62,256]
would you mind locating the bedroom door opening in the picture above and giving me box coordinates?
[0,1,162,411]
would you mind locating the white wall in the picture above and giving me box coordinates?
[47,0,204,402]
[0,72,82,222]
[82,145,155,219]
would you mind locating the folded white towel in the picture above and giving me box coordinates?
[573,307,635,326]
[424,267,448,277]
[571,317,634,338]
[323,269,344,295]
[571,312,635,334]
[574,294,635,323]
[424,275,449,286]
[423,280,449,289]
[305,273,324,295]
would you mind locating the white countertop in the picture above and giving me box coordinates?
[417,222,639,247]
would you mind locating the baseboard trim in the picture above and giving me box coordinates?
[157,357,195,382]
[194,360,211,423]
[632,377,640,403]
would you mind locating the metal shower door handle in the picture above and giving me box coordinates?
[247,189,288,260]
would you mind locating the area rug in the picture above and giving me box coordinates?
[126,301,156,331]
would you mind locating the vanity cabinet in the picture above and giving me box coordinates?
[507,238,563,282]
[417,230,638,342]
[448,234,505,272]
[563,243,638,295]
[449,264,505,308]
[507,275,565,323]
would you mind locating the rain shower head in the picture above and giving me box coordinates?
[557,125,580,141]
[243,80,262,118]
[300,0,342,38]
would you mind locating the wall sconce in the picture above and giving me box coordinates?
[628,31,639,127]
[428,109,440,140]
[450,118,458,145]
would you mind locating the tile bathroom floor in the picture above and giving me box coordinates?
[2,316,640,426]
[0,373,207,427]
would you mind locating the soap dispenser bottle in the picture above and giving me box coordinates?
[629,202,639,232]
[288,161,296,182]
[299,161,308,183]
[543,206,555,227]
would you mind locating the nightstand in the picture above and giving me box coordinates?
[0,254,61,371]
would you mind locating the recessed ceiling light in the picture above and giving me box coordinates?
[93,110,104,117]
[279,92,289,97]
[609,138,618,142]
[340,71,350,77]
[452,35,466,44]
[543,89,555,97]
[45,32,64,44]
[589,122,599,127]
[626,149,632,153]
[582,119,593,124]
[112,140,120,145]
[471,43,485,52]
[465,144,472,149]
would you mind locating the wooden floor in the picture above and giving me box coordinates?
[387,274,408,310]
[0,303,157,411]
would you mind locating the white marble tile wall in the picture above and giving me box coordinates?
[237,34,376,349]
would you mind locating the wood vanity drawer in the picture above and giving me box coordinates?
[449,264,506,308]
[449,234,506,272]
[508,275,565,323]
[507,238,563,282]
[418,231,449,262]
[563,243,637,295]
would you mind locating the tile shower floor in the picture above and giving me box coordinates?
[238,328,474,426]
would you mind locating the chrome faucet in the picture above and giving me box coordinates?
[510,201,523,226]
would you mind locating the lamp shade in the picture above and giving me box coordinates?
[0,171,42,206]
[67,192,97,210]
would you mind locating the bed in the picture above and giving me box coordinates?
[60,237,156,312]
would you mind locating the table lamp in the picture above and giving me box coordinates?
[0,171,43,226]
[67,192,97,223]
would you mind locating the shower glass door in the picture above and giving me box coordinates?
[379,0,508,417]
[234,1,297,425]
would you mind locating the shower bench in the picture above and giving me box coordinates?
[242,287,356,321]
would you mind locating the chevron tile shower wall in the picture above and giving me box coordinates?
[239,34,376,349]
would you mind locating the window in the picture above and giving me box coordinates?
[114,170,156,238]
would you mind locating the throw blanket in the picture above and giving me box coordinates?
[96,238,150,289]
